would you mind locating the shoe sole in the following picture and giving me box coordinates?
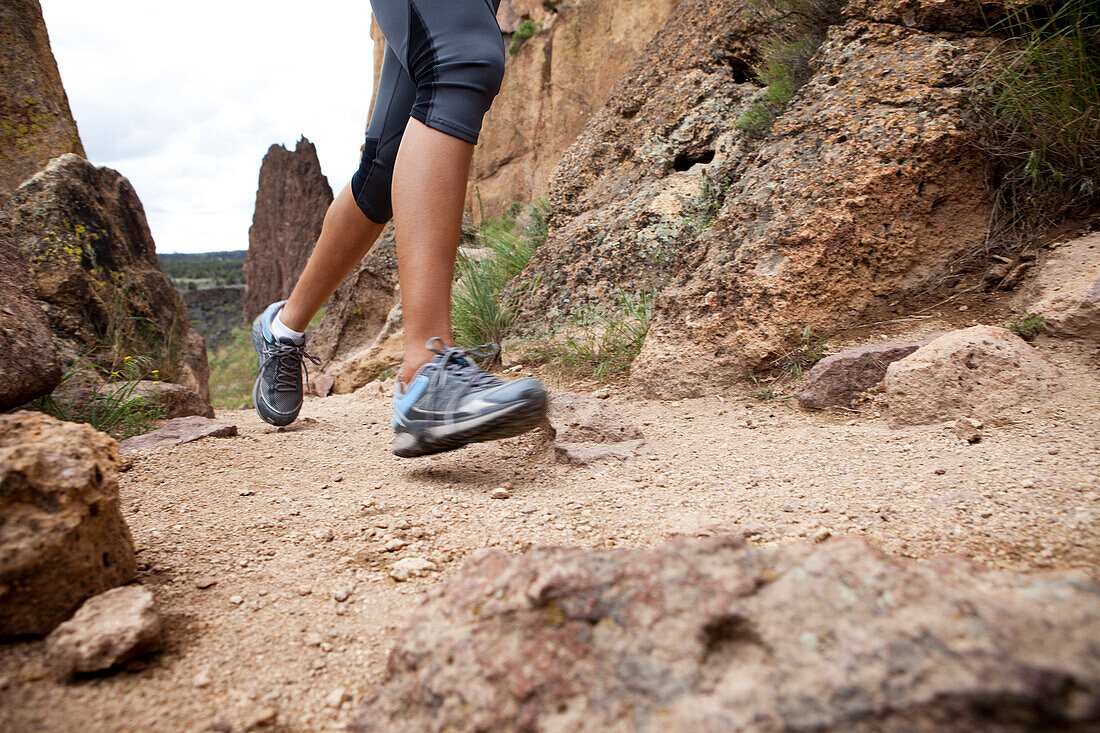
[393,393,548,458]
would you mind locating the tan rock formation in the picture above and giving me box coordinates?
[311,225,401,392]
[470,0,682,220]
[0,0,85,208]
[0,218,61,409]
[506,0,777,352]
[884,325,1061,426]
[0,411,136,639]
[243,137,333,321]
[4,154,211,399]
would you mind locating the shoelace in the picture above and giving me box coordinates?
[262,342,322,392]
[426,337,502,389]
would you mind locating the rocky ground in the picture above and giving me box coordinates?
[1,321,1097,731]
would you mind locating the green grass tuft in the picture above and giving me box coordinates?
[33,354,167,439]
[972,0,1100,249]
[508,19,541,55]
[451,201,547,350]
[538,288,656,381]
[1005,310,1048,341]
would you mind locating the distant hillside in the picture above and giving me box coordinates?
[158,251,247,290]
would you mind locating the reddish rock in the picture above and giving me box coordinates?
[884,326,1060,426]
[843,0,1029,31]
[45,586,162,678]
[351,535,1100,731]
[118,416,237,454]
[545,393,650,465]
[0,220,61,409]
[0,411,135,638]
[129,381,214,419]
[243,137,333,321]
[797,341,923,409]
[0,0,85,207]
[4,154,210,400]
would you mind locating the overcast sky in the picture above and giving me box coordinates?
[41,1,375,254]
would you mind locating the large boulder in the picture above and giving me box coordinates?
[884,325,1061,426]
[629,18,997,396]
[0,0,85,207]
[470,0,681,220]
[0,411,136,638]
[3,154,211,400]
[843,0,1029,31]
[0,220,61,409]
[242,137,333,321]
[351,535,1100,731]
[506,0,778,338]
[1027,232,1100,344]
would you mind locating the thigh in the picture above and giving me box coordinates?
[370,0,502,82]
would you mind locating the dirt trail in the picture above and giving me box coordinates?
[2,338,1098,732]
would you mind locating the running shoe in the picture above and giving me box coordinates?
[393,338,548,457]
[251,301,321,426]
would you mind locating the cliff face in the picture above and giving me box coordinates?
[0,0,85,208]
[243,137,333,321]
[470,0,681,220]
[500,0,1023,397]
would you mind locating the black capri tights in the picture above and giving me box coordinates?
[350,0,505,224]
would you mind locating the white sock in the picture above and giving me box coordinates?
[271,308,305,344]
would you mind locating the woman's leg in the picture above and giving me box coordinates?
[390,118,474,383]
[278,183,384,331]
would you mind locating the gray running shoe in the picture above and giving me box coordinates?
[393,338,548,457]
[252,301,321,426]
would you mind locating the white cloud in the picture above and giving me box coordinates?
[40,0,376,253]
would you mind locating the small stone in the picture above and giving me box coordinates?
[320,642,333,653]
[952,417,983,444]
[384,538,408,552]
[312,658,327,670]
[782,504,794,512]
[296,585,312,596]
[244,705,276,729]
[812,527,832,543]
[45,586,162,678]
[333,588,351,603]
[333,475,344,482]
[304,632,324,647]
[206,722,232,733]
[194,670,212,688]
[491,487,511,500]
[229,595,244,606]
[195,576,217,589]
[1021,478,1037,489]
[390,557,438,582]
[325,687,349,708]
[933,468,947,476]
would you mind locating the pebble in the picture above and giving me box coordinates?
[304,632,324,647]
[491,487,511,500]
[193,670,212,688]
[932,468,946,476]
[384,538,408,552]
[312,659,327,670]
[195,576,217,589]
[229,595,244,606]
[1021,478,1037,488]
[325,687,349,708]
[296,585,312,596]
[812,527,832,543]
[333,587,351,602]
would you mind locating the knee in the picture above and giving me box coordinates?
[435,35,506,107]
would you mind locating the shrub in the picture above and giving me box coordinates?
[508,19,541,55]
[971,0,1100,251]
